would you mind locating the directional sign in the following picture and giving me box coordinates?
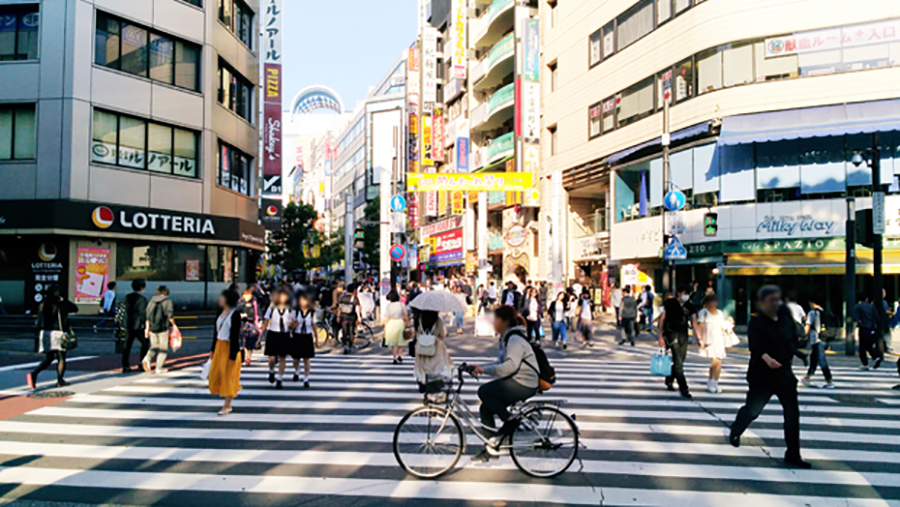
[390,194,407,213]
[664,235,687,260]
[664,190,686,212]
[873,191,886,235]
[389,244,407,262]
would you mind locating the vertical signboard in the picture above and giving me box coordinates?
[422,114,433,166]
[433,105,444,162]
[451,0,467,79]
[408,193,420,228]
[456,119,469,173]
[425,188,438,217]
[421,27,438,113]
[407,48,420,174]
[74,246,110,304]
[262,0,283,229]
[516,18,540,143]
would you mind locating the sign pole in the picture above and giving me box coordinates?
[845,197,856,356]
[872,132,886,354]
[661,89,672,292]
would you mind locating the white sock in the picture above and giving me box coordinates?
[276,374,283,382]
[304,375,309,382]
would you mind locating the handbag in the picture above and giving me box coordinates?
[200,358,211,381]
[650,349,672,377]
[169,327,183,351]
[57,309,78,351]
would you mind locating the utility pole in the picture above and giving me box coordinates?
[661,87,672,292]
[871,132,886,353]
[845,198,856,356]
[344,201,354,283]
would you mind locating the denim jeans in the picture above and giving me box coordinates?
[807,341,832,382]
[454,312,465,329]
[551,320,567,343]
[642,307,654,330]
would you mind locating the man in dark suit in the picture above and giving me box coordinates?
[500,281,522,313]
[121,279,148,373]
[729,285,811,469]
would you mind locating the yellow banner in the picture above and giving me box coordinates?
[407,172,535,192]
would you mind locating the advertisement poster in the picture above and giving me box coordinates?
[452,191,465,215]
[75,247,110,304]
[185,259,200,281]
[422,114,433,166]
[425,189,438,217]
[433,106,444,162]
[263,0,283,202]
[408,193,420,228]
[451,0,467,79]
[431,228,464,264]
[422,27,438,112]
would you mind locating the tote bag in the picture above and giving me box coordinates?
[650,350,672,377]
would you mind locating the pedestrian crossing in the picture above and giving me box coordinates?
[1,355,899,506]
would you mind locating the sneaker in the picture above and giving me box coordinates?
[802,377,815,388]
[858,365,871,371]
[141,358,152,373]
[293,373,300,382]
[707,382,717,394]
[716,384,724,393]
[156,368,168,375]
[275,380,283,390]
[268,372,276,384]
[822,382,836,389]
[25,372,35,390]
[304,381,310,389]
[873,357,883,370]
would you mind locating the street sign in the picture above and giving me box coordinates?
[390,212,406,233]
[664,190,686,212]
[873,191,885,235]
[665,211,685,235]
[390,194,407,213]
[389,244,407,262]
[664,235,687,260]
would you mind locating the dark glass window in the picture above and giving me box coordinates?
[0,104,36,160]
[218,141,254,196]
[219,0,254,49]
[218,59,254,123]
[91,109,199,178]
[0,5,39,61]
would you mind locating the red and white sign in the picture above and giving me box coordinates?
[425,190,438,217]
[408,193,420,229]
[421,215,462,238]
[433,228,464,258]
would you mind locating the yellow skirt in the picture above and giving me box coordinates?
[209,340,242,398]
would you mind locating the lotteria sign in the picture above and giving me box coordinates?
[92,206,216,235]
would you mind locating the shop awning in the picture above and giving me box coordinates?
[608,121,713,164]
[718,99,900,146]
[724,252,900,276]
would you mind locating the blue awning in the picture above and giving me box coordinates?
[608,121,713,164]
[718,99,900,146]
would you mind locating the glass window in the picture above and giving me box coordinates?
[219,0,253,48]
[617,77,654,128]
[116,240,208,282]
[147,123,173,174]
[674,57,693,102]
[550,63,558,91]
[218,59,254,123]
[173,128,197,178]
[673,0,690,15]
[120,23,148,77]
[95,12,120,69]
[589,103,601,139]
[602,96,617,133]
[800,136,845,194]
[91,110,118,165]
[602,21,615,60]
[219,0,232,28]
[657,0,671,25]
[118,116,146,169]
[722,42,754,87]
[174,40,200,91]
[180,0,203,6]
[616,0,653,51]
[753,41,798,81]
[696,47,722,94]
[217,141,253,196]
[589,29,601,67]
[0,104,36,160]
[218,143,231,187]
[0,6,39,61]
[149,33,174,84]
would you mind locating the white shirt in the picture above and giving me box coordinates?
[787,302,806,324]
[265,306,296,333]
[553,301,566,322]
[295,309,315,334]
[580,299,592,319]
[505,291,515,306]
[488,286,497,298]
[216,309,237,342]
[528,299,539,321]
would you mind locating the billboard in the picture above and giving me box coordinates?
[263,0,283,205]
[431,228,464,263]
[407,172,535,192]
[74,247,110,304]
[451,0,467,79]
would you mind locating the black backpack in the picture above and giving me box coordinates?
[147,299,169,333]
[508,330,557,391]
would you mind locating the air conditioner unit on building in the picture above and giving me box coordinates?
[467,49,477,60]
[467,7,478,18]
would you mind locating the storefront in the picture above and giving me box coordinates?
[0,200,265,313]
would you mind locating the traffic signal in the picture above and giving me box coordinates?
[856,208,874,248]
[703,212,718,237]
[353,227,365,249]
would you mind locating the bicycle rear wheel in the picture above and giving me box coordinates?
[509,404,578,478]
[354,322,373,350]
[393,406,464,479]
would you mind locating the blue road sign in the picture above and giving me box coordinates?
[664,190,686,212]
[390,195,407,213]
[664,235,687,260]
[390,244,407,262]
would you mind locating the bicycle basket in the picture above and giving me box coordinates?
[424,374,452,395]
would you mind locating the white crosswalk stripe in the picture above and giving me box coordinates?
[0,355,899,506]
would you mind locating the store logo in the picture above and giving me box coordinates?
[266,205,279,217]
[92,206,114,229]
[767,39,785,55]
[38,243,57,262]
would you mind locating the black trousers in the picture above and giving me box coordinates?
[526,319,541,342]
[478,377,536,433]
[858,327,883,366]
[33,351,66,383]
[621,317,635,344]
[731,377,801,459]
[664,331,689,392]
[341,319,356,348]
[122,329,150,368]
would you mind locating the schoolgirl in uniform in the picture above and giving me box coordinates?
[263,288,296,389]
[291,293,317,388]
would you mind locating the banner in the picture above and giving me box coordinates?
[74,246,110,304]
[422,114,433,166]
[456,119,469,173]
[408,192,420,228]
[422,27,438,113]
[263,0,283,208]
[425,189,438,217]
[452,191,465,215]
[407,47,420,174]
[433,106,444,162]
[408,172,535,192]
[451,0,467,79]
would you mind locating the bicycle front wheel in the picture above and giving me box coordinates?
[510,404,578,478]
[354,322,373,350]
[393,406,464,479]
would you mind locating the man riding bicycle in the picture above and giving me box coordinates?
[337,283,362,354]
[470,305,539,462]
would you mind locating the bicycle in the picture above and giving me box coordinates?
[392,363,579,479]
[316,309,371,351]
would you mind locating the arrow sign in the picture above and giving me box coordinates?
[390,195,407,213]
[664,190,686,212]
[664,235,687,260]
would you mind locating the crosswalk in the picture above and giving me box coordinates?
[1,354,900,506]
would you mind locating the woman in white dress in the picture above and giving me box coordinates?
[697,293,728,393]
[383,290,409,364]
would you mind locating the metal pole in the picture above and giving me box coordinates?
[477,191,488,289]
[344,201,354,282]
[845,198,856,356]
[661,94,671,292]
[872,133,886,351]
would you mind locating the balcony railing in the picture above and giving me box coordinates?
[485,0,514,21]
[488,230,504,251]
[486,33,514,69]
[589,210,609,234]
[487,131,515,162]
[487,82,515,115]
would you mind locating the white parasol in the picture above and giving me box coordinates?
[408,290,467,313]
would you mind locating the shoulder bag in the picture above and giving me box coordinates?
[57,309,78,351]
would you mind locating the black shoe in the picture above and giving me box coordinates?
[275,380,283,390]
[630,341,635,346]
[728,432,741,448]
[304,381,310,389]
[665,383,676,392]
[873,357,883,370]
[56,380,70,388]
[268,372,275,384]
[392,358,399,365]
[470,449,495,462]
[293,373,300,382]
[398,356,403,363]
[679,390,692,399]
[784,454,812,469]
[892,384,900,390]
[343,347,350,355]
[562,343,567,350]
[122,367,132,374]
[618,339,626,345]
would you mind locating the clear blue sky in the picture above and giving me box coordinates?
[281,1,418,110]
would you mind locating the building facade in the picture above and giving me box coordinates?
[0,0,265,312]
[541,0,900,321]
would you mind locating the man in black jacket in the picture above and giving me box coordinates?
[121,279,148,373]
[729,285,811,469]
[500,281,523,313]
